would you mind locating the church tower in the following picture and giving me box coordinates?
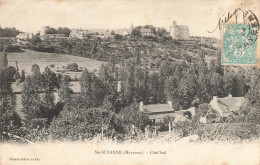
[131,22,134,33]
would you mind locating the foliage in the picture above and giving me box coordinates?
[48,102,115,141]
[58,75,72,103]
[79,70,107,107]
[66,63,78,71]
[239,103,260,124]
[0,51,22,141]
[0,27,19,37]
[118,103,151,133]
[22,65,60,125]
[114,34,123,40]
[46,27,71,37]
[30,35,41,45]
[110,31,115,35]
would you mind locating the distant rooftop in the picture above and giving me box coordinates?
[144,104,174,113]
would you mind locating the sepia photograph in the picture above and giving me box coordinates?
[0,0,259,164]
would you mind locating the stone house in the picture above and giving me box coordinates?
[140,28,155,37]
[209,94,247,117]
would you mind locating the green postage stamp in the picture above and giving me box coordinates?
[222,23,257,65]
[220,9,259,65]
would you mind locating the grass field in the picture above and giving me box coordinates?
[7,49,106,74]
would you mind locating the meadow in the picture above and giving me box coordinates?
[7,49,106,74]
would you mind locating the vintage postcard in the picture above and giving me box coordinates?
[0,0,259,165]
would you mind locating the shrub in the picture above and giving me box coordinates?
[158,116,172,132]
[66,63,78,71]
[114,34,123,40]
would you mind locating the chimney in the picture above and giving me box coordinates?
[168,101,173,108]
[140,101,144,112]
[228,94,232,98]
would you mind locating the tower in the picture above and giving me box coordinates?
[170,21,178,40]
[40,26,49,36]
[130,22,134,33]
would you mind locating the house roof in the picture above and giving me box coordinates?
[173,113,188,123]
[144,104,173,113]
[217,97,246,113]
[210,96,247,117]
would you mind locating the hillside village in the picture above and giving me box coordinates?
[0,20,260,143]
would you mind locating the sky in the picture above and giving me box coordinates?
[0,0,258,38]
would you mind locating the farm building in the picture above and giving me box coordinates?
[70,29,89,39]
[139,101,174,122]
[139,101,189,123]
[209,94,247,117]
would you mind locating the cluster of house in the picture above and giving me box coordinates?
[16,33,33,45]
[139,94,246,124]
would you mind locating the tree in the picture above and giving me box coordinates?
[20,70,26,82]
[0,51,22,141]
[196,72,211,104]
[46,27,58,34]
[245,67,260,106]
[110,31,115,35]
[57,27,71,37]
[0,27,19,37]
[164,75,179,108]
[222,67,234,95]
[15,60,20,80]
[22,65,58,126]
[131,28,141,38]
[99,63,116,95]
[247,105,260,124]
[5,66,16,82]
[42,67,58,92]
[60,39,73,54]
[79,70,107,107]
[148,73,161,104]
[210,72,224,97]
[48,103,114,141]
[22,76,43,122]
[58,75,72,103]
[40,67,57,123]
[120,59,136,104]
[30,35,41,45]
[114,34,123,40]
[118,103,150,133]
[134,67,149,103]
[178,73,197,109]
[67,63,78,71]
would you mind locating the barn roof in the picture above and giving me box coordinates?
[144,104,174,113]
[218,97,246,112]
[210,95,247,117]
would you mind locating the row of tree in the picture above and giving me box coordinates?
[45,27,71,37]
[0,27,20,37]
